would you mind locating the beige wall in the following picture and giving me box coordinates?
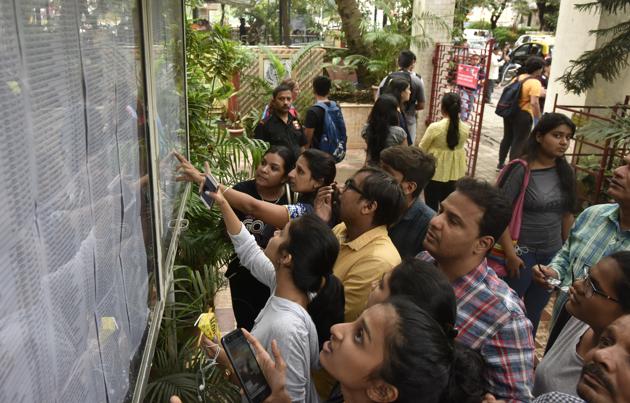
[340,103,371,149]
[411,0,455,141]
[545,0,630,111]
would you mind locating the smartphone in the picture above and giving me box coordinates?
[221,329,271,403]
[199,174,219,210]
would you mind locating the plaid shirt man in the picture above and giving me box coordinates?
[419,252,535,402]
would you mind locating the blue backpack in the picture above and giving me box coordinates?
[315,101,347,162]
[495,76,535,118]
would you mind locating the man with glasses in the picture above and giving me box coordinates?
[328,167,405,322]
[534,154,630,339]
[533,252,630,398]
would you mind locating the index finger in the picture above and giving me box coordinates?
[242,329,268,358]
[173,150,187,163]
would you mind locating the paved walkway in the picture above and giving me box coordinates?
[215,92,553,357]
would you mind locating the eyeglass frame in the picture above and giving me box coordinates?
[571,263,620,304]
[343,178,364,196]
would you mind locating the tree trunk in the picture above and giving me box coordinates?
[279,0,291,45]
[537,2,547,30]
[490,0,509,30]
[334,0,369,55]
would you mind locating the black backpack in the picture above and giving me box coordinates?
[495,76,535,118]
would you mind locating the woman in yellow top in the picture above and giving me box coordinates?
[419,92,469,211]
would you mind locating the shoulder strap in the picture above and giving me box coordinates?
[498,159,531,239]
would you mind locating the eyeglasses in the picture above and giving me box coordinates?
[344,178,364,196]
[578,272,620,303]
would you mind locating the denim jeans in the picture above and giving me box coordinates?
[459,88,478,122]
[503,247,555,338]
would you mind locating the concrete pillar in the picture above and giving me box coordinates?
[546,0,630,111]
[410,0,455,143]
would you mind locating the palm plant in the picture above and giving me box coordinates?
[342,11,450,86]
[146,21,266,403]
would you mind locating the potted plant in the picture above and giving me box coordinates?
[227,112,245,136]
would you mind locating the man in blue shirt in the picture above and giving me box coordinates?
[380,146,436,258]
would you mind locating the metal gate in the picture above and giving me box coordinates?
[426,40,495,176]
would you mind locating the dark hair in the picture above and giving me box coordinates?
[398,50,416,69]
[455,177,512,244]
[610,251,630,312]
[265,145,296,176]
[312,75,331,97]
[441,93,462,150]
[355,166,405,226]
[518,113,577,212]
[444,344,487,403]
[378,297,485,403]
[388,258,457,337]
[380,146,436,197]
[280,78,298,91]
[298,149,336,204]
[385,78,410,107]
[272,83,293,98]
[366,94,400,163]
[282,214,344,348]
[524,56,545,74]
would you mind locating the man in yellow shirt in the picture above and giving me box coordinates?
[328,167,405,321]
[497,57,544,169]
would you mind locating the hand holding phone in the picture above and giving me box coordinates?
[221,329,271,403]
[199,173,219,210]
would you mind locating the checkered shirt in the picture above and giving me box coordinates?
[418,252,535,402]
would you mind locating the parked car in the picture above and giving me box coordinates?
[500,41,553,84]
[514,34,555,48]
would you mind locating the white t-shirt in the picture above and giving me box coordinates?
[230,225,321,402]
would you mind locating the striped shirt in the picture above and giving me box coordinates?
[418,252,535,402]
[549,203,630,324]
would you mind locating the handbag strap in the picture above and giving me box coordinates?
[497,159,530,240]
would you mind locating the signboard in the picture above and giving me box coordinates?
[456,64,480,89]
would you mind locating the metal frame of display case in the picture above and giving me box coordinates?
[131,0,191,400]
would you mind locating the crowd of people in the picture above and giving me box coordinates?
[171,48,630,403]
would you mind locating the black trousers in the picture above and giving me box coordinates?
[424,180,456,212]
[227,265,270,330]
[498,110,532,165]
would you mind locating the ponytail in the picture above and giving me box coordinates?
[440,344,486,403]
[307,274,345,349]
[441,93,461,150]
[282,214,344,348]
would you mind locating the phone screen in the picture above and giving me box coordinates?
[199,174,218,209]
[221,330,271,403]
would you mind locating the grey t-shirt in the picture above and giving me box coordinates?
[533,317,588,397]
[230,225,321,403]
[500,164,567,254]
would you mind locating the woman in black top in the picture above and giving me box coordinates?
[226,145,296,329]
